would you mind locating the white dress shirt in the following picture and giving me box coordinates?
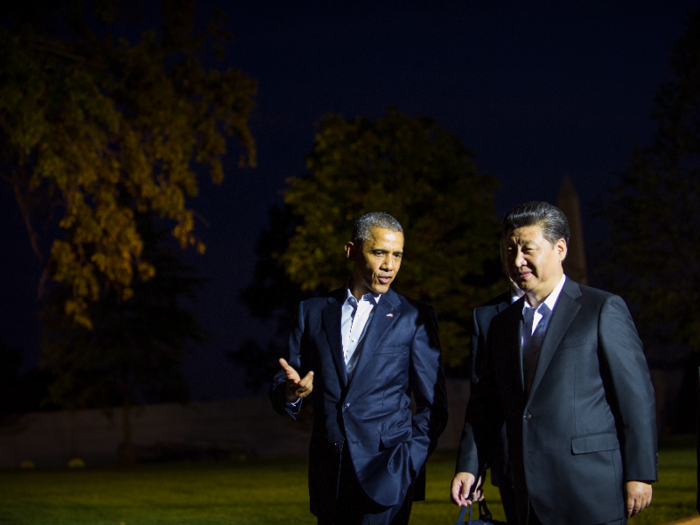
[521,274,566,392]
[341,288,380,381]
[521,274,567,337]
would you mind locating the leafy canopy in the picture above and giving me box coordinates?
[281,107,504,369]
[598,9,700,352]
[0,0,256,328]
[41,218,207,412]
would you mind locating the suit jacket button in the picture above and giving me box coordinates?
[343,402,350,410]
[524,413,532,420]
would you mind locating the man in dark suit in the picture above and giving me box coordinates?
[451,201,657,525]
[471,280,523,525]
[271,212,448,525]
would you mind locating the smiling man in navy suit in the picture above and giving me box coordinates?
[452,201,657,525]
[271,212,448,525]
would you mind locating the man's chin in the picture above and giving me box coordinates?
[372,283,391,294]
[518,282,530,290]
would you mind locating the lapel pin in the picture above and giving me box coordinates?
[386,313,393,317]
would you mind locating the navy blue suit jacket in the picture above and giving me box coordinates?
[271,287,448,517]
[457,279,657,525]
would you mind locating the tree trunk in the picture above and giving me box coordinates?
[122,394,134,465]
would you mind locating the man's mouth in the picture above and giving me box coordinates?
[377,276,392,285]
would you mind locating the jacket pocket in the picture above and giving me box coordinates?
[571,432,619,454]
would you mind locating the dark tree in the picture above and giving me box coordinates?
[0,0,256,328]
[229,206,318,392]
[234,108,505,379]
[597,10,700,434]
[0,343,54,424]
[598,10,700,352]
[41,217,207,463]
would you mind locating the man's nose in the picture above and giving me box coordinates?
[514,250,526,267]
[383,255,394,270]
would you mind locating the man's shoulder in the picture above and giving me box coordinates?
[475,291,512,312]
[567,280,618,305]
[473,291,512,327]
[298,288,345,310]
[482,290,512,307]
[560,280,636,325]
[489,295,523,325]
[299,287,437,316]
[389,289,434,315]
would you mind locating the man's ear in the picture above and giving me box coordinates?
[345,241,356,261]
[557,239,568,261]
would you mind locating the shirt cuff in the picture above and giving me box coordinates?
[285,397,303,417]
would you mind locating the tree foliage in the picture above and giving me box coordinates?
[231,206,317,392]
[40,216,207,461]
[41,219,206,410]
[245,108,504,371]
[0,0,256,328]
[598,9,700,352]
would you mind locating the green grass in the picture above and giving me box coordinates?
[0,437,696,524]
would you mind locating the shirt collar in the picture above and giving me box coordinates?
[344,286,381,305]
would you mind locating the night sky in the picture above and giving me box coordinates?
[1,1,696,400]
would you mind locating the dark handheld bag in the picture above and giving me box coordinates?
[454,498,505,525]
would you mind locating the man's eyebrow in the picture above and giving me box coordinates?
[374,248,403,254]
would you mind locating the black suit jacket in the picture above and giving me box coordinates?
[457,278,657,525]
[271,287,448,518]
[471,291,512,385]
[470,291,512,488]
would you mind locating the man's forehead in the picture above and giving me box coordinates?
[505,225,544,243]
[366,227,404,245]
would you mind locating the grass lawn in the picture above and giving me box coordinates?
[0,436,696,525]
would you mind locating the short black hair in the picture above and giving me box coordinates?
[502,201,570,246]
[352,212,404,246]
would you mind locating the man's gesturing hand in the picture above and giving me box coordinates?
[450,472,481,507]
[279,358,314,402]
[625,481,652,517]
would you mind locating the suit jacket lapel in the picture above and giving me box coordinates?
[322,289,347,387]
[528,279,582,398]
[348,288,401,386]
[507,296,527,393]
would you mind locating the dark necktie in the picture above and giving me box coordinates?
[522,303,550,395]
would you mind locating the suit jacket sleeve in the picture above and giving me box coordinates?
[456,318,506,475]
[407,305,449,466]
[270,301,306,417]
[598,295,658,481]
